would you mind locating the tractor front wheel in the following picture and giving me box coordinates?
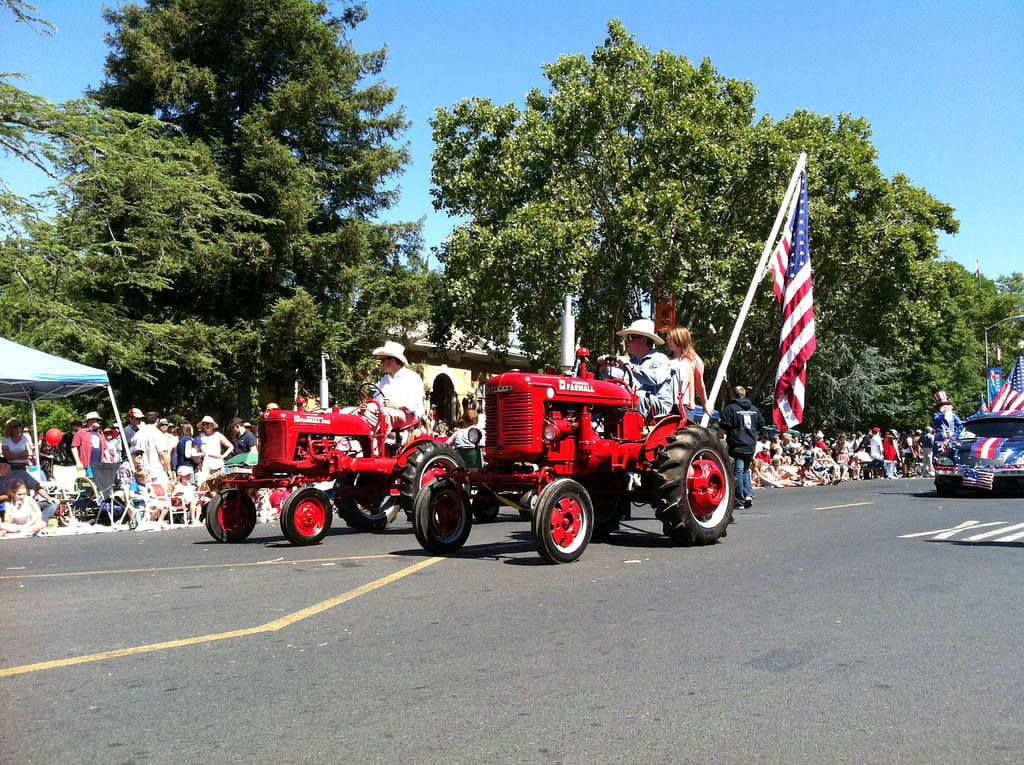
[531,478,593,564]
[205,489,257,543]
[656,426,734,545]
[280,487,333,546]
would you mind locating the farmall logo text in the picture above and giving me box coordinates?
[294,415,332,425]
[558,379,594,394]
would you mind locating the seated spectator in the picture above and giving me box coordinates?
[797,456,826,486]
[446,409,481,450]
[3,418,36,471]
[172,465,202,525]
[1,480,47,536]
[753,455,789,488]
[0,458,58,523]
[776,456,802,485]
[128,467,170,529]
[812,447,840,483]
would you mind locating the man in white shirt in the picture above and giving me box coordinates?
[364,341,425,436]
[131,411,172,486]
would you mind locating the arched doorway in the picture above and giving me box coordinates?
[429,372,457,432]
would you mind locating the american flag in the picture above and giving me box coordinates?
[990,355,1024,411]
[770,169,815,431]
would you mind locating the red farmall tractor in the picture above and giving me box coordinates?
[412,350,735,563]
[205,393,466,546]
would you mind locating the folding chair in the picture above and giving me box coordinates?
[148,481,173,526]
[88,463,125,526]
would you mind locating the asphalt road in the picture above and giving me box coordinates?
[2,477,1022,764]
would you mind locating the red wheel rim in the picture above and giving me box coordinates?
[687,453,727,521]
[292,495,328,537]
[219,493,249,535]
[547,496,583,549]
[430,489,463,539]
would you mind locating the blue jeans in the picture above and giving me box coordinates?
[732,453,753,502]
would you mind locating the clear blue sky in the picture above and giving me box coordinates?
[2,0,1021,278]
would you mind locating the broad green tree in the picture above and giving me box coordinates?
[89,0,431,413]
[430,20,963,429]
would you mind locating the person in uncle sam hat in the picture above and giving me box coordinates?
[931,390,962,458]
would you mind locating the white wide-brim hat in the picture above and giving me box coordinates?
[84,411,102,422]
[199,415,218,427]
[372,340,408,365]
[615,318,664,345]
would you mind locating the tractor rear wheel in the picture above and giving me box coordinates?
[471,494,501,522]
[399,442,464,519]
[656,425,734,545]
[281,487,333,546]
[335,475,400,531]
[531,478,593,564]
[413,477,472,555]
[205,489,257,543]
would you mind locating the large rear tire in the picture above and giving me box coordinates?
[531,478,593,564]
[280,487,333,546]
[399,442,464,518]
[656,426,733,545]
[335,475,400,531]
[205,489,257,543]
[413,477,472,555]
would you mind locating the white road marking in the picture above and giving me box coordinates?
[963,522,1024,542]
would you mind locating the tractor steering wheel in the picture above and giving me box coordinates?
[359,381,385,402]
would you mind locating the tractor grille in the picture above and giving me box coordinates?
[487,391,533,449]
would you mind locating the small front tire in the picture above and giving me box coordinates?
[280,487,333,546]
[531,479,593,564]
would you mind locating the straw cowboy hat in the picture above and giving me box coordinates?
[199,415,218,427]
[83,411,102,423]
[372,340,409,365]
[615,318,664,345]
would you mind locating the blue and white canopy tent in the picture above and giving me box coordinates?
[0,337,128,458]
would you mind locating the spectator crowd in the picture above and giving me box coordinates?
[749,426,936,491]
[1,409,262,537]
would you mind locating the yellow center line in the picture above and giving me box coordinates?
[0,554,394,579]
[0,556,444,678]
[815,501,874,511]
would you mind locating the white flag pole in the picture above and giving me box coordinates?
[701,152,807,427]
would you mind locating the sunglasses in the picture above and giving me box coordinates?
[625,335,645,342]
[380,356,396,362]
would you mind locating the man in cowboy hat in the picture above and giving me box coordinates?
[360,341,425,436]
[598,319,673,417]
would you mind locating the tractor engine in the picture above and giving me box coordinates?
[482,368,645,475]
[256,407,374,478]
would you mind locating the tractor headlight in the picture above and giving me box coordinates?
[543,420,560,442]
[466,427,483,445]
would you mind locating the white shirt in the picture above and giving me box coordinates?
[375,365,424,417]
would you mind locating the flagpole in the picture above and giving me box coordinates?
[701,151,807,427]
